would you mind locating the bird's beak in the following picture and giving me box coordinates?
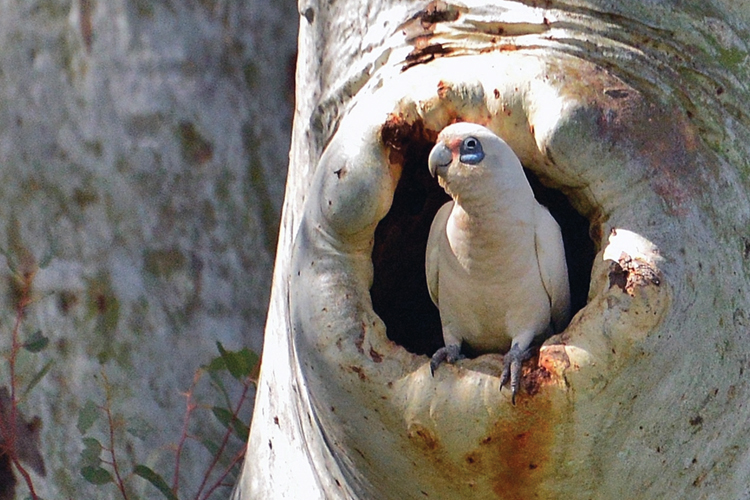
[428,142,452,178]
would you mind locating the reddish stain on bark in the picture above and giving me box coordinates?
[405,373,557,498]
[400,0,463,40]
[79,0,94,53]
[484,399,554,500]
[408,423,440,451]
[95,293,108,313]
[381,113,437,166]
[349,365,366,381]
[403,43,454,71]
[437,80,450,99]
[369,347,383,363]
[607,249,661,296]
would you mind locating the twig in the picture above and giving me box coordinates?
[11,457,39,500]
[6,269,40,500]
[201,446,245,500]
[101,370,130,500]
[172,369,203,496]
[192,378,252,500]
[8,272,29,458]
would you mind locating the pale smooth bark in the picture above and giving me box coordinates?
[237,0,750,499]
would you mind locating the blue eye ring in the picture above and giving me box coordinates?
[459,136,484,164]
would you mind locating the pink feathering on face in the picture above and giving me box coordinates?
[445,136,463,156]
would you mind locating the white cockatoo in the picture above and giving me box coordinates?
[425,122,570,403]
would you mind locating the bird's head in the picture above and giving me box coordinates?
[428,122,523,197]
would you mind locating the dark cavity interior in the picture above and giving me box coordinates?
[371,131,595,357]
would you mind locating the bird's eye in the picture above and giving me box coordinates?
[459,136,484,165]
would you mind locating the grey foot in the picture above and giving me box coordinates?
[430,344,464,376]
[499,344,534,405]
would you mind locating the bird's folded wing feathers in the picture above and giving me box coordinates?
[425,201,453,308]
[533,204,571,333]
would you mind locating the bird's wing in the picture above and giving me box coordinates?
[425,201,454,307]
[534,204,571,333]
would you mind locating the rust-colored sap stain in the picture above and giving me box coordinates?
[369,346,383,363]
[520,355,553,398]
[349,365,367,381]
[354,321,366,354]
[538,345,571,380]
[408,423,440,451]
[483,397,555,500]
[406,384,557,498]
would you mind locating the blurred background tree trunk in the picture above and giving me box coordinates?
[0,0,296,498]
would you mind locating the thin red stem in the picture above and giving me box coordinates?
[200,446,245,500]
[7,273,39,499]
[7,283,28,462]
[101,371,130,500]
[11,455,39,500]
[192,379,252,500]
[172,370,202,495]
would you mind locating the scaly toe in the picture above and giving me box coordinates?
[429,344,462,376]
[500,344,533,405]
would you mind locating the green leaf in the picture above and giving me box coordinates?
[211,406,249,441]
[23,359,54,396]
[237,347,259,375]
[230,415,249,442]
[80,437,103,467]
[204,355,226,372]
[126,415,153,440]
[80,466,113,485]
[207,369,232,408]
[82,437,102,449]
[134,464,178,500]
[200,438,220,457]
[77,400,99,434]
[216,342,258,381]
[23,330,49,353]
[38,248,55,269]
[211,406,233,429]
[216,342,243,380]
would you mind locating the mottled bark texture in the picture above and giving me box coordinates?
[0,0,296,498]
[236,0,750,499]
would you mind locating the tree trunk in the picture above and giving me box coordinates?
[0,1,296,498]
[236,0,750,498]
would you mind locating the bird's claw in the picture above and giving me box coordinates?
[429,344,464,376]
[499,344,533,405]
